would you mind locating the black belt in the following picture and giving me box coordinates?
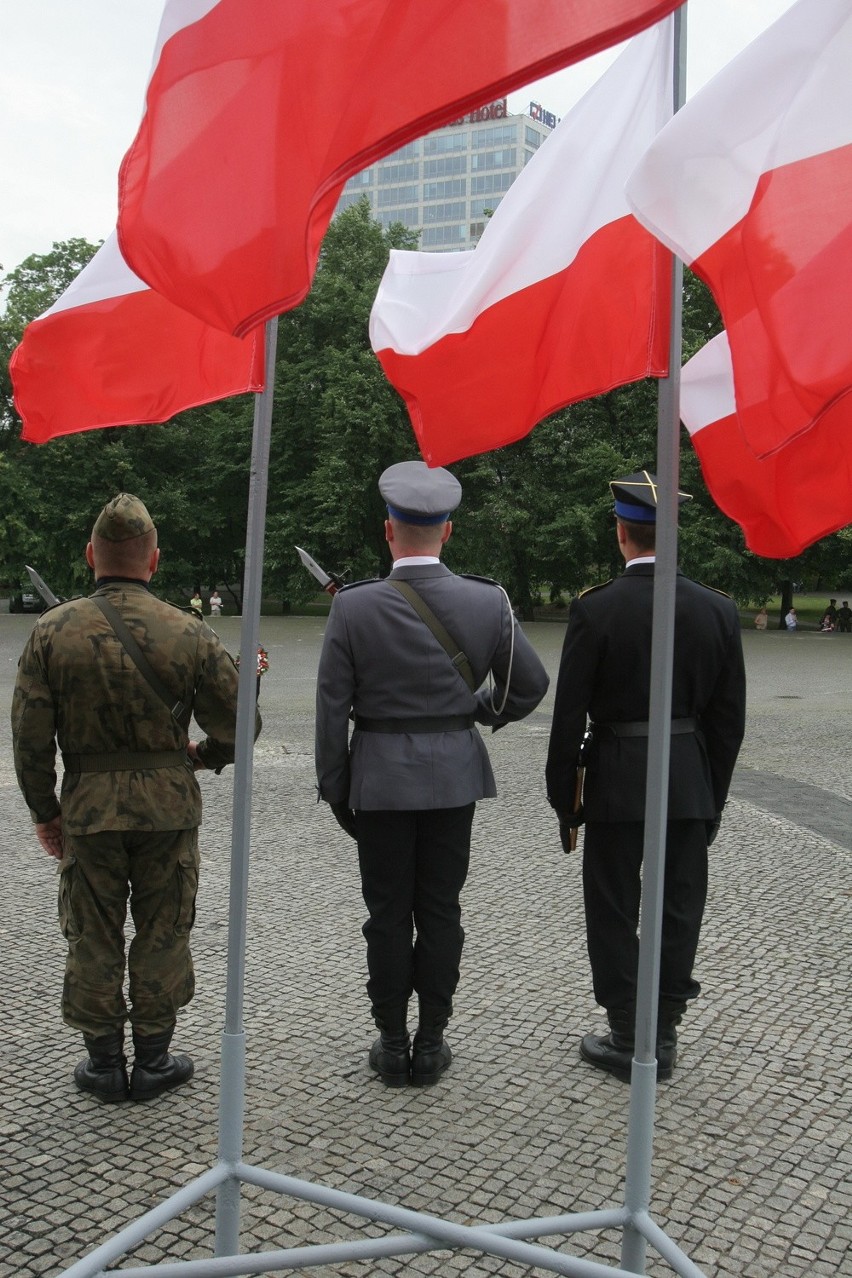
[62,750,189,773]
[354,715,475,735]
[592,717,698,738]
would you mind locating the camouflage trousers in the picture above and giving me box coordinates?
[58,827,200,1039]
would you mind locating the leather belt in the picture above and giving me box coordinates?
[62,750,189,773]
[354,715,475,734]
[592,717,697,738]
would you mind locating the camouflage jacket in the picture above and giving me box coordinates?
[11,580,261,834]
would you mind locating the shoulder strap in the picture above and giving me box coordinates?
[91,595,189,725]
[388,580,476,693]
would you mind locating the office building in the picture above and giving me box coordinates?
[335,99,558,251]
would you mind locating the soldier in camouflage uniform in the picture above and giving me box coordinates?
[11,494,260,1103]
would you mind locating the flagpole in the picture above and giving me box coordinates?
[621,6,688,1274]
[214,316,279,1257]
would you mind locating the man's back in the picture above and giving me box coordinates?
[316,562,548,811]
[13,580,247,834]
[546,565,746,822]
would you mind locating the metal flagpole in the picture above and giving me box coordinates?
[621,5,689,1273]
[214,316,279,1257]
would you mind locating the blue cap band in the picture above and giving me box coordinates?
[386,504,451,526]
[614,498,656,523]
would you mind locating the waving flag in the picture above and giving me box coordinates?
[369,21,672,467]
[680,333,852,561]
[11,235,264,444]
[118,0,682,337]
[628,0,852,463]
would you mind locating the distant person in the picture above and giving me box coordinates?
[11,495,260,1103]
[785,607,798,632]
[315,461,549,1087]
[209,589,223,617]
[546,472,746,1083]
[837,601,852,633]
[754,608,768,631]
[824,598,838,625]
[190,589,203,614]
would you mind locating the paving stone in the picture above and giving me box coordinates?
[0,619,850,1276]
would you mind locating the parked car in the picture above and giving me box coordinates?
[8,586,45,613]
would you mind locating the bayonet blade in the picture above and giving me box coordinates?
[295,546,333,590]
[25,565,60,608]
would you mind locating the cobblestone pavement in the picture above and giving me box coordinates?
[1,616,849,1278]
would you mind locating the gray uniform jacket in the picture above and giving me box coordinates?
[315,563,549,810]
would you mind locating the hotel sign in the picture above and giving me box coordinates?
[449,99,508,125]
[529,102,558,129]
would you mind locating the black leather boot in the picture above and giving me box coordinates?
[74,1032,129,1103]
[129,1027,194,1101]
[656,999,686,1081]
[368,1005,411,1087]
[580,1008,634,1082]
[411,1004,452,1087]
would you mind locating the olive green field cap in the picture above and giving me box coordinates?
[92,493,156,542]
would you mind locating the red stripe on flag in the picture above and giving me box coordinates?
[692,142,852,460]
[12,290,264,443]
[375,217,669,467]
[118,0,682,336]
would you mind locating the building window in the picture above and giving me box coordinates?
[469,197,503,218]
[470,172,515,196]
[421,225,466,247]
[469,221,487,242]
[471,124,518,148]
[378,161,419,183]
[377,208,421,228]
[423,131,468,154]
[470,148,517,172]
[423,178,467,200]
[423,155,468,178]
[525,126,546,149]
[378,185,419,207]
[422,201,467,223]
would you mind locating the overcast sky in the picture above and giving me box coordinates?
[1,0,794,276]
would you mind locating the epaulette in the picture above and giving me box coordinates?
[178,603,204,618]
[40,595,80,616]
[459,572,500,587]
[338,577,382,592]
[578,579,613,598]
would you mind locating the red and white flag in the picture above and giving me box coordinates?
[11,234,264,444]
[628,0,852,462]
[369,21,672,467]
[117,0,682,337]
[681,332,852,560]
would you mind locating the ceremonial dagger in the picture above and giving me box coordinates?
[25,564,61,608]
[294,546,346,596]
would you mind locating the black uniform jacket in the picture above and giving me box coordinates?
[545,564,746,823]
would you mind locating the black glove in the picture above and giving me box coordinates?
[557,807,584,855]
[705,813,722,847]
[330,801,357,840]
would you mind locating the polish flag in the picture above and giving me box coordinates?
[628,0,852,462]
[11,234,264,444]
[117,0,682,337]
[369,21,672,468]
[681,332,852,560]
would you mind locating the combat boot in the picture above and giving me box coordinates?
[74,1032,129,1103]
[129,1027,194,1101]
[580,1007,635,1082]
[368,1005,411,1087]
[410,1004,452,1087]
[656,999,686,1081]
